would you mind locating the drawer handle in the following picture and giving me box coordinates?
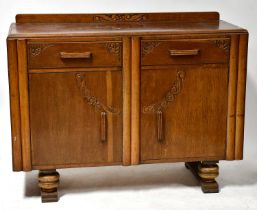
[60,52,92,59]
[157,110,163,143]
[100,111,107,143]
[169,49,200,56]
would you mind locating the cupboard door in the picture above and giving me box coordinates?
[29,71,122,167]
[141,64,228,162]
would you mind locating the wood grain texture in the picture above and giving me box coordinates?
[106,71,114,162]
[29,71,123,168]
[141,38,230,65]
[226,35,239,160]
[131,37,140,165]
[17,40,32,171]
[32,161,121,170]
[235,33,248,159]
[7,39,23,171]
[122,37,131,165]
[7,13,249,195]
[28,67,120,74]
[15,12,220,23]
[27,41,122,69]
[8,18,248,38]
[141,64,228,161]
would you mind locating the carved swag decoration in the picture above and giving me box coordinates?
[143,70,186,114]
[143,70,185,142]
[75,73,120,114]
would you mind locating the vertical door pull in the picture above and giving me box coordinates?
[157,110,163,142]
[100,111,107,143]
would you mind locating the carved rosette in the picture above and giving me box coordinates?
[105,42,122,61]
[28,44,53,57]
[214,39,230,53]
[93,14,146,22]
[75,73,119,114]
[143,70,185,114]
[141,41,161,57]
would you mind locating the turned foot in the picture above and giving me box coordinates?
[185,161,219,193]
[38,170,60,202]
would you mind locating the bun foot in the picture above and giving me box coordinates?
[38,170,60,203]
[185,161,219,193]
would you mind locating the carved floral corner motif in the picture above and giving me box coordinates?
[141,41,161,58]
[93,14,146,22]
[143,70,186,114]
[28,44,53,57]
[75,73,120,114]
[214,39,230,53]
[105,42,122,61]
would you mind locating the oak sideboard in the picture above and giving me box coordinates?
[7,12,248,202]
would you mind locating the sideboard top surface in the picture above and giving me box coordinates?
[8,12,247,38]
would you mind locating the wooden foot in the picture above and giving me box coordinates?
[38,170,60,203]
[185,161,219,193]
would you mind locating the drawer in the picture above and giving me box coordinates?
[141,39,230,66]
[27,41,122,69]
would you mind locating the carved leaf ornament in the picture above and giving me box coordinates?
[75,73,120,114]
[143,70,185,114]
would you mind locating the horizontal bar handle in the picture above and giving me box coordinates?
[60,52,92,59]
[169,49,200,56]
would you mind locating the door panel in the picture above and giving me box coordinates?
[29,71,122,167]
[141,64,228,161]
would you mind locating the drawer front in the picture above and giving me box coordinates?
[141,39,230,65]
[27,41,122,69]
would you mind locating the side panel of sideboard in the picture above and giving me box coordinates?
[17,40,32,171]
[7,39,23,171]
[8,39,32,171]
[226,33,248,160]
[235,33,248,160]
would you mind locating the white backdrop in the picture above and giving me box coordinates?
[0,1,257,209]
